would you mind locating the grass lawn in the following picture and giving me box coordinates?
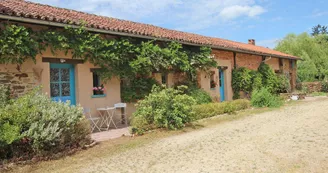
[308,92,327,97]
[4,100,302,173]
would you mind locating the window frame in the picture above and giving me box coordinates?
[90,69,106,97]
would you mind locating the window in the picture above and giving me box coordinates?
[279,59,284,67]
[290,60,295,69]
[91,69,105,97]
[209,71,216,89]
[93,72,101,88]
[161,73,167,85]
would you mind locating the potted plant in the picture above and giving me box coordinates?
[93,84,105,95]
[210,80,217,89]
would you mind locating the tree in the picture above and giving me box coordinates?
[312,24,328,36]
[275,33,328,81]
[321,26,328,34]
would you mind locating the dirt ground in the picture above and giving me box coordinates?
[10,98,328,173]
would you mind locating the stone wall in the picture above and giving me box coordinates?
[0,72,37,98]
[302,82,322,93]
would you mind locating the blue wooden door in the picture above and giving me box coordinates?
[50,64,76,105]
[219,68,225,102]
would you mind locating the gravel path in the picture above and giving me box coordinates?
[83,98,328,172]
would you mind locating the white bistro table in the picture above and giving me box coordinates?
[97,107,117,131]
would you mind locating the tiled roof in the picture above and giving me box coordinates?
[0,0,299,59]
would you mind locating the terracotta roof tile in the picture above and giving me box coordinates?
[0,0,299,59]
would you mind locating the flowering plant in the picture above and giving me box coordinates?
[210,80,217,88]
[93,84,105,95]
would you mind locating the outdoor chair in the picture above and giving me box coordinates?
[84,107,101,132]
[114,103,127,126]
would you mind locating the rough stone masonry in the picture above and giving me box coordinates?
[0,72,37,98]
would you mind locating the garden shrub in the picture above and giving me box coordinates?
[0,89,91,160]
[251,88,283,108]
[250,71,263,90]
[232,67,265,99]
[0,85,10,108]
[321,80,328,92]
[301,85,310,94]
[131,85,196,134]
[192,103,222,120]
[231,99,252,111]
[232,67,252,99]
[184,86,212,104]
[233,63,293,97]
[258,63,279,93]
[192,99,250,120]
[296,77,303,90]
[276,74,291,93]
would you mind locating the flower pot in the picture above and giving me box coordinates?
[94,90,104,95]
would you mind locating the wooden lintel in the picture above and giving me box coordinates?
[219,66,228,70]
[90,68,101,72]
[42,57,84,64]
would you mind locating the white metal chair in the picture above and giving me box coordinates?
[84,107,101,132]
[114,103,127,125]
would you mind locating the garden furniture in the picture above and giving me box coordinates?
[114,103,127,125]
[84,107,101,132]
[97,107,117,130]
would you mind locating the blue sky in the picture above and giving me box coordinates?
[30,0,327,48]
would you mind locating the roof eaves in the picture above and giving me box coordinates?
[0,14,301,60]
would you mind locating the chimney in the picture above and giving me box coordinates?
[248,39,255,45]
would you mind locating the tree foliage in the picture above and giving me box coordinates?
[275,33,328,81]
[312,24,328,36]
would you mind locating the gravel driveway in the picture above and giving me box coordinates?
[24,98,328,173]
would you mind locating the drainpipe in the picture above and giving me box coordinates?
[233,52,237,69]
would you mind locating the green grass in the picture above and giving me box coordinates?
[309,92,327,97]
[3,100,305,173]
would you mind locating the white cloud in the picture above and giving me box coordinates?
[220,5,265,20]
[28,0,267,31]
[257,38,280,49]
[311,11,328,18]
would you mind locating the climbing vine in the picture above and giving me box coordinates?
[232,63,291,99]
[0,24,40,66]
[0,23,217,101]
[121,77,159,102]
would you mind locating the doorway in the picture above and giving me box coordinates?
[50,63,76,105]
[219,68,225,102]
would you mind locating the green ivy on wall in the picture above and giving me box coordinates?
[0,24,40,66]
[121,77,159,103]
[0,23,218,102]
[232,63,291,99]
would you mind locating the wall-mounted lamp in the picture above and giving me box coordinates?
[60,59,66,63]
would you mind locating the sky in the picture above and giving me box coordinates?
[29,0,328,48]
